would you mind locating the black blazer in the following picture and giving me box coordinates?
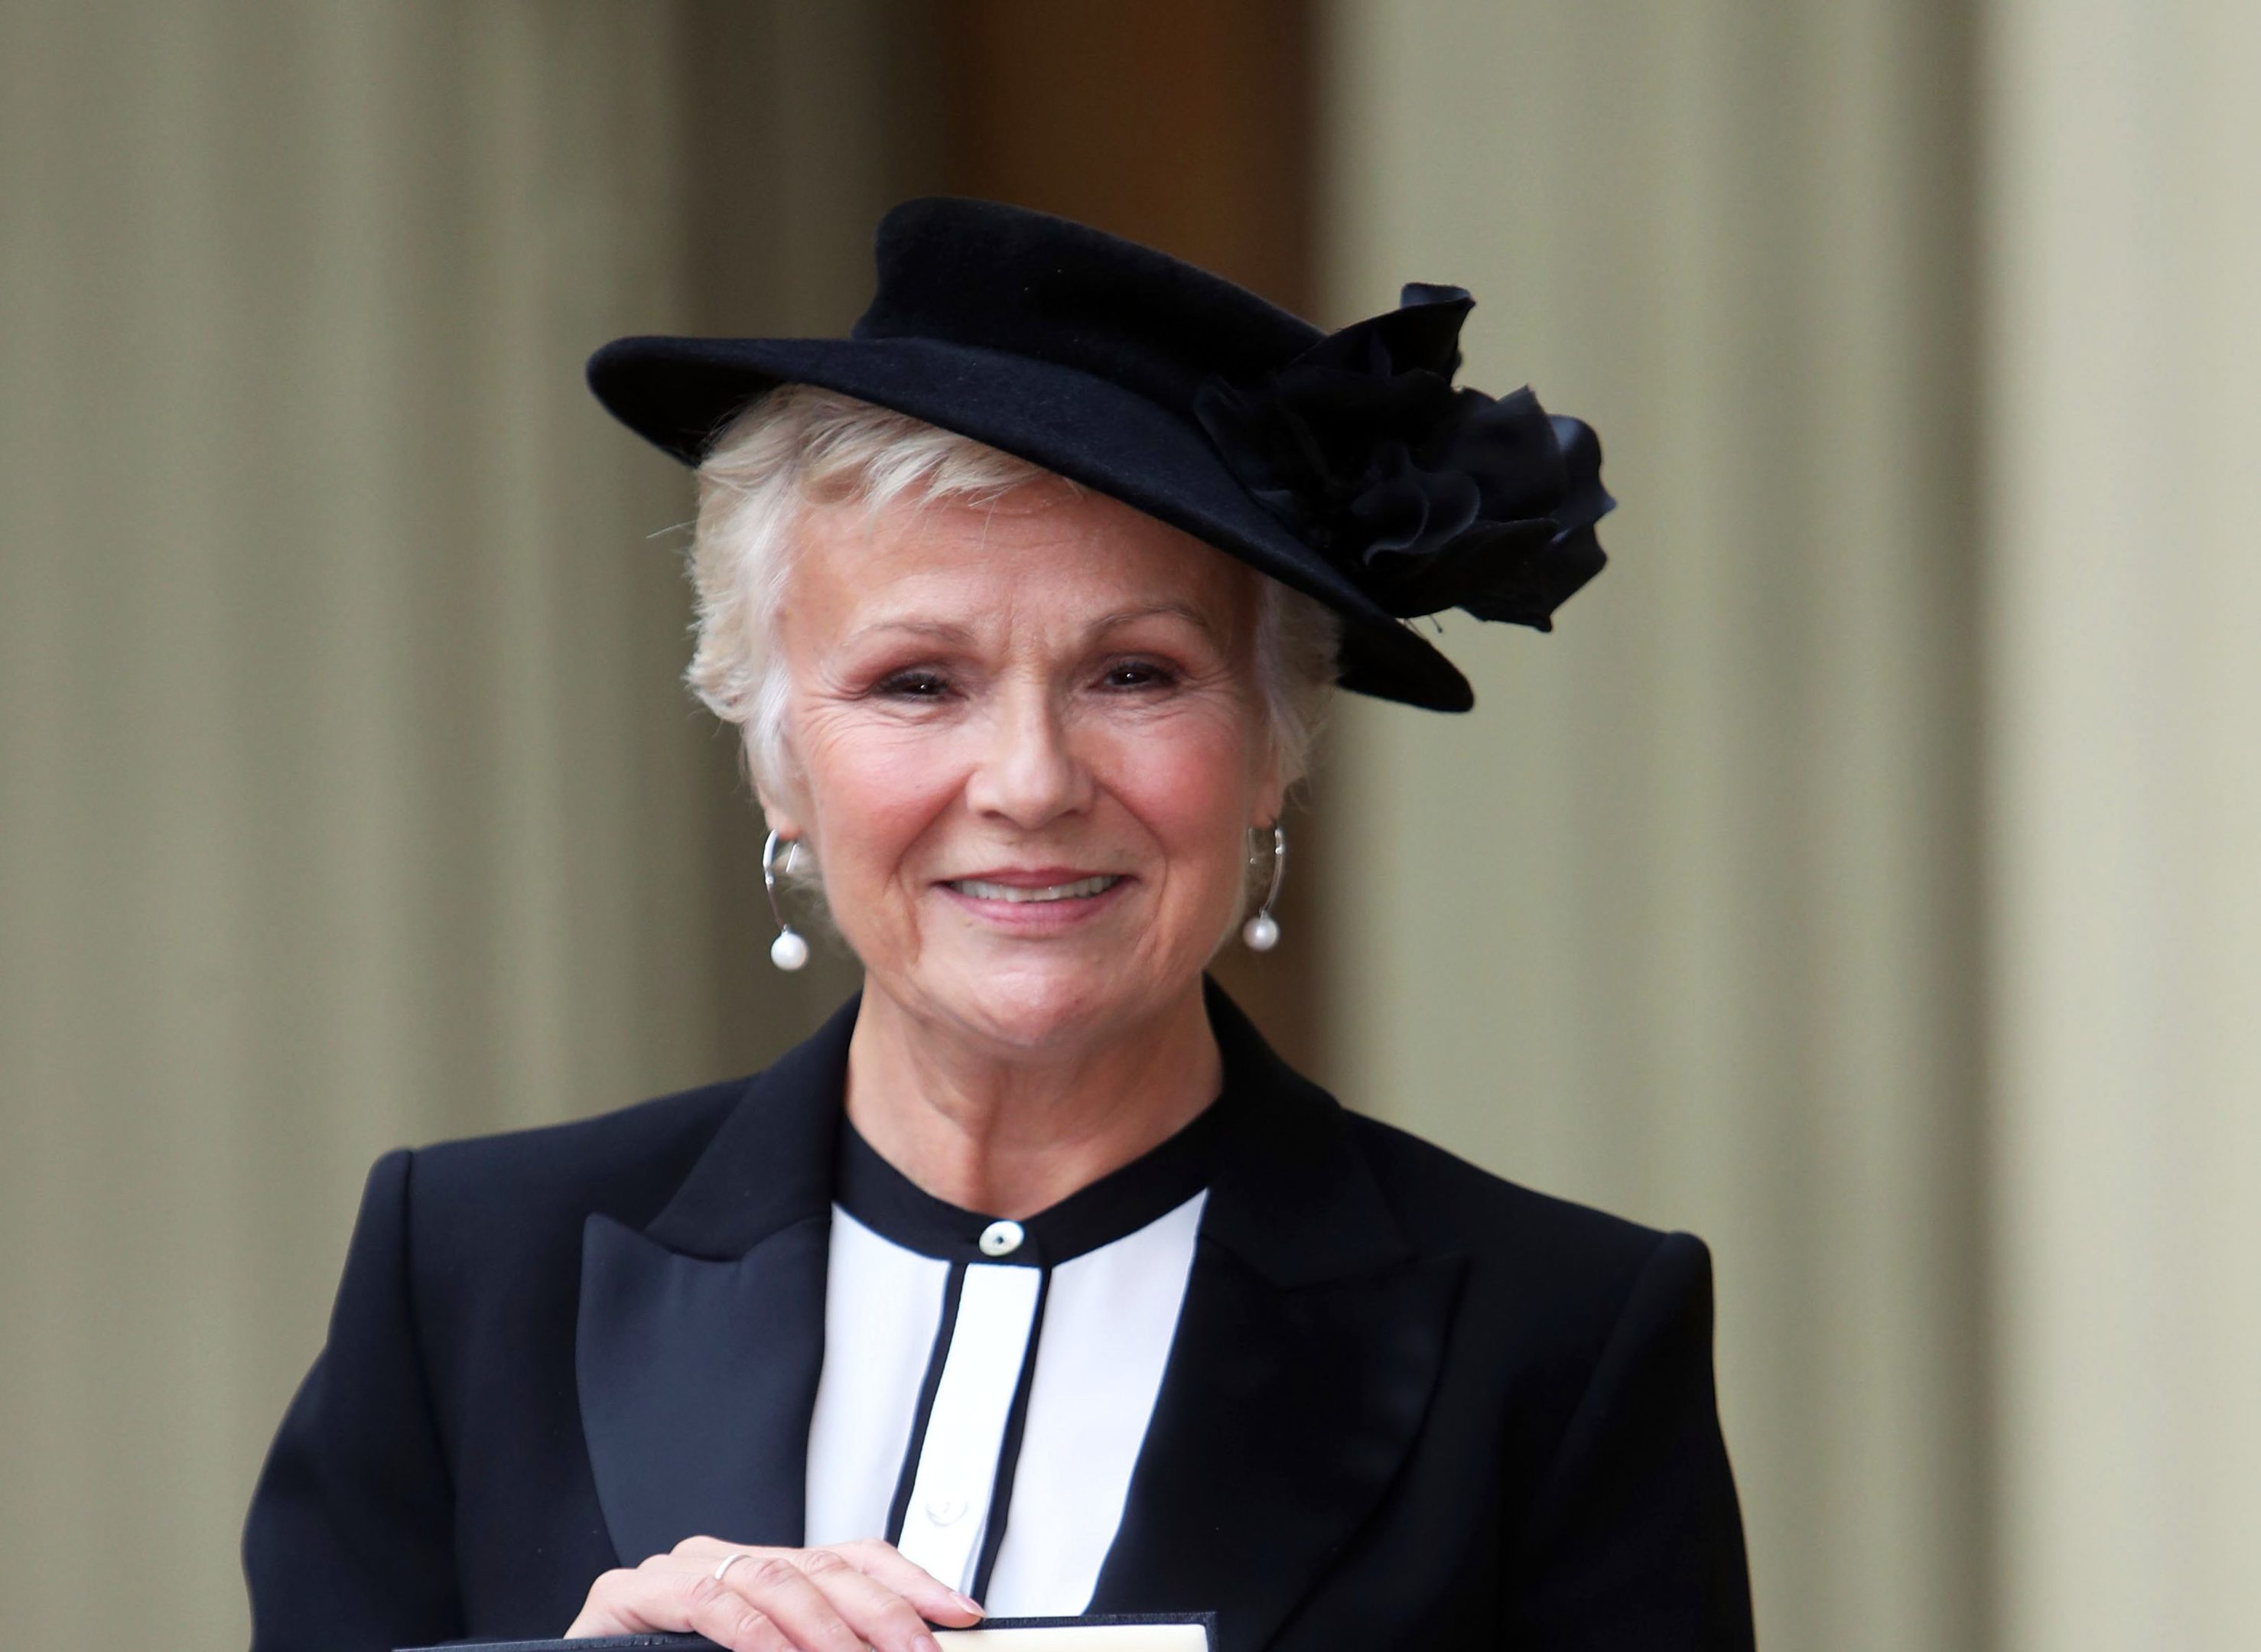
[243,983,1752,1651]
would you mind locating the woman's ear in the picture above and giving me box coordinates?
[748,725,808,843]
[755,785,805,843]
[1249,743,1287,832]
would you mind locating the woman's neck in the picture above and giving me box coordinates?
[841,978,1224,1219]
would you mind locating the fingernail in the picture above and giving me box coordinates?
[952,1592,985,1618]
[915,1636,944,1652]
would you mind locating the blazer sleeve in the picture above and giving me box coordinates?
[1504,1231,1755,1650]
[242,1148,464,1652]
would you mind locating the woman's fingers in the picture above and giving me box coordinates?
[564,1565,783,1651]
[660,1534,983,1631]
[685,1564,813,1652]
[793,1546,952,1652]
[564,1568,643,1637]
[706,1554,872,1652]
[824,1537,986,1625]
[568,1537,980,1652]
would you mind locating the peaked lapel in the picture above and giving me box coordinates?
[1089,981,1466,1652]
[576,994,860,1566]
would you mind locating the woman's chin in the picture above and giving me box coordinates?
[912,948,1179,1055]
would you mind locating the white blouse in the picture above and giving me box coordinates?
[801,1113,1216,1615]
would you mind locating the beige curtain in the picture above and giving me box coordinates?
[0,7,695,1640]
[1320,2,2260,1650]
[0,3,914,1643]
[1981,3,2261,1647]
[1316,3,1986,1648]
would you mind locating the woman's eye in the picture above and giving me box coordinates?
[1101,659,1178,691]
[876,670,952,700]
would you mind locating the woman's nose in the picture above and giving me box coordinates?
[964,687,1094,828]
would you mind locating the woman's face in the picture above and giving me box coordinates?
[762,480,1283,1056]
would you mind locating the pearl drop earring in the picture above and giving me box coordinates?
[763,829,808,971]
[1242,824,1286,951]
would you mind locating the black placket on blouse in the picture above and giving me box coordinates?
[830,1105,1219,1600]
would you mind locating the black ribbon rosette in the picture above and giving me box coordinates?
[1192,283,1613,628]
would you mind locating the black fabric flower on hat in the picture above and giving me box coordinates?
[1192,283,1613,627]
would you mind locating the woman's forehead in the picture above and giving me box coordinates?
[792,484,1257,634]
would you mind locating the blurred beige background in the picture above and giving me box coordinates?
[2,3,2254,1649]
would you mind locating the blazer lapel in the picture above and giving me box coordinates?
[573,977,1462,1643]
[576,994,860,1566]
[1089,982,1466,1652]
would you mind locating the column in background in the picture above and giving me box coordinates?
[0,3,932,1643]
[1982,4,2261,1647]
[1318,4,1988,1648]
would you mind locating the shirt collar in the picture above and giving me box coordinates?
[832,1103,1218,1267]
[643,975,1413,1287]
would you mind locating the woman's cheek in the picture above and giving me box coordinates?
[830,730,974,886]
[1121,704,1257,828]
[1104,713,1259,901]
[825,724,954,808]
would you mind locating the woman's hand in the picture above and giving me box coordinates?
[567,1534,984,1652]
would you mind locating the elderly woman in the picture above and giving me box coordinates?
[244,200,1752,1652]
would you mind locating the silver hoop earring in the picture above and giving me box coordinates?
[1242,824,1286,951]
[763,829,808,971]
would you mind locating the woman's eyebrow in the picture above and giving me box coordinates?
[1090,603,1225,643]
[841,604,1225,649]
[841,616,975,647]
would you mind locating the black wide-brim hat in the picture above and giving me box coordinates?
[588,198,1613,712]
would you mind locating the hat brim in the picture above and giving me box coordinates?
[587,334,1475,712]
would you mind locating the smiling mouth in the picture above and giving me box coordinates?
[945,874,1124,903]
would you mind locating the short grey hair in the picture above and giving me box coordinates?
[685,384,1339,799]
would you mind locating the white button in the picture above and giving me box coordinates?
[978,1219,1024,1257]
[926,1494,968,1526]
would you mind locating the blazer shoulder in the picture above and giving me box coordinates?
[402,1074,753,1261]
[1340,1111,1726,1472]
[1344,1109,1695,1306]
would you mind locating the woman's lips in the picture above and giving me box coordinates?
[935,872,1130,929]
[947,873,1121,903]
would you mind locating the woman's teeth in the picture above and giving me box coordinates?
[949,875,1121,903]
